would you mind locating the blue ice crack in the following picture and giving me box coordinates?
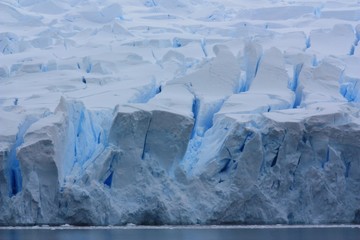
[7,116,38,197]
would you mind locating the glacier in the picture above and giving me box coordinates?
[0,0,360,225]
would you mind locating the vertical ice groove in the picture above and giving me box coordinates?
[104,171,113,187]
[76,110,84,137]
[292,63,303,91]
[259,144,266,176]
[88,113,98,144]
[82,113,100,162]
[62,99,108,180]
[270,149,280,167]
[141,118,152,160]
[7,115,38,197]
[190,96,200,138]
[239,133,251,152]
[74,109,85,165]
[292,63,304,108]
[345,162,351,178]
[97,132,101,144]
[203,99,226,134]
[103,151,115,189]
[321,146,331,168]
[191,97,227,139]
[254,56,261,78]
[349,45,355,56]
[289,154,302,190]
[243,42,263,91]
[182,97,227,174]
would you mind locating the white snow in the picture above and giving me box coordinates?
[0,0,360,226]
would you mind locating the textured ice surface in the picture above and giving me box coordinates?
[0,0,360,226]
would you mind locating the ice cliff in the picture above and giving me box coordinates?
[0,0,360,225]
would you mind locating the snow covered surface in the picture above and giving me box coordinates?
[0,0,360,225]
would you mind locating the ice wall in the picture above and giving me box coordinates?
[1,0,360,226]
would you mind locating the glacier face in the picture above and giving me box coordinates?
[1,0,360,225]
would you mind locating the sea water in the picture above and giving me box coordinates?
[0,225,359,240]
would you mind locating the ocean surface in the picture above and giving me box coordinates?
[0,225,359,240]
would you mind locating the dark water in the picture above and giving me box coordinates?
[0,226,359,240]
